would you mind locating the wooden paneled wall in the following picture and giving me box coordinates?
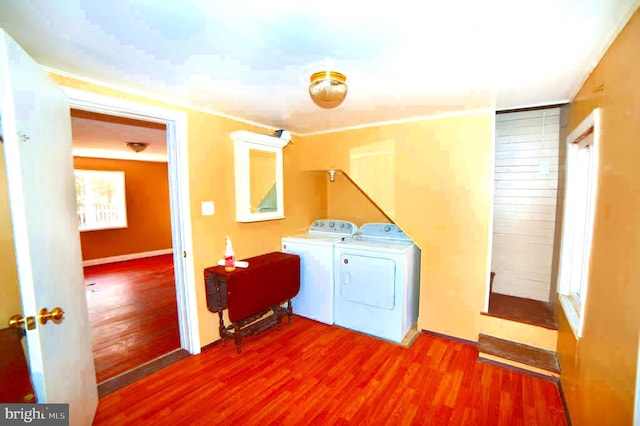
[491,108,561,301]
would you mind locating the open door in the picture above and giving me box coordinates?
[0,29,98,424]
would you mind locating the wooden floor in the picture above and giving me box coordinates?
[486,293,558,330]
[84,254,181,384]
[94,317,568,425]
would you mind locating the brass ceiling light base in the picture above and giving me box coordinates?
[308,71,348,109]
[125,142,149,153]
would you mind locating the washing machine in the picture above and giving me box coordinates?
[281,219,358,325]
[333,223,420,343]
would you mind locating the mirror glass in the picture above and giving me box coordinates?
[232,130,286,222]
[249,149,277,213]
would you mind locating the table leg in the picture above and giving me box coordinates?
[217,310,226,342]
[234,323,242,354]
[275,305,282,331]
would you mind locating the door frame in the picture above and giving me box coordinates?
[483,110,496,313]
[64,87,201,355]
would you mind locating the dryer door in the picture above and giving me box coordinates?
[338,253,396,310]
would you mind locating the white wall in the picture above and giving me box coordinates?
[491,108,561,301]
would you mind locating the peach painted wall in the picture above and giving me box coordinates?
[300,112,494,341]
[0,148,22,323]
[74,157,172,260]
[51,74,327,346]
[326,173,390,226]
[556,7,640,425]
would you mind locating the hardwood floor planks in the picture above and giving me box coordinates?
[84,254,181,383]
[93,317,568,425]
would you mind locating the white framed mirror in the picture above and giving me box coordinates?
[231,130,288,222]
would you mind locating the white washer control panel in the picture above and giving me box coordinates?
[309,220,357,236]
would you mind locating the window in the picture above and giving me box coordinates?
[75,170,127,231]
[557,109,599,339]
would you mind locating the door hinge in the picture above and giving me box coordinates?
[17,131,30,143]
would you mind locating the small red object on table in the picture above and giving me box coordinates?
[204,251,300,353]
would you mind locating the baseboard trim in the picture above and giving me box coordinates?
[557,379,574,426]
[83,249,173,266]
[98,348,189,398]
[201,338,223,352]
[421,329,478,347]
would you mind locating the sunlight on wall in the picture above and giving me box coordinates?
[349,140,396,219]
[326,173,390,226]
[0,148,22,322]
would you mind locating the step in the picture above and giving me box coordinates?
[477,334,560,374]
[478,314,557,352]
[483,293,558,330]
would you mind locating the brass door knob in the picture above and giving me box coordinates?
[39,307,65,325]
[8,314,36,330]
[9,314,25,328]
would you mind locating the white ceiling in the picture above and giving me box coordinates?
[70,110,167,162]
[0,0,637,135]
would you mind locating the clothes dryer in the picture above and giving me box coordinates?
[334,223,420,343]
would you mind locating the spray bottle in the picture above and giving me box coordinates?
[224,236,236,272]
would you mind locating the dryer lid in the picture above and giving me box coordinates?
[335,238,413,254]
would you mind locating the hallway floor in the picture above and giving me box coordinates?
[84,254,181,383]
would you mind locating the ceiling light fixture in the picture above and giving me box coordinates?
[308,71,348,109]
[125,142,149,153]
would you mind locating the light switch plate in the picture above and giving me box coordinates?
[538,160,550,174]
[201,201,215,216]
